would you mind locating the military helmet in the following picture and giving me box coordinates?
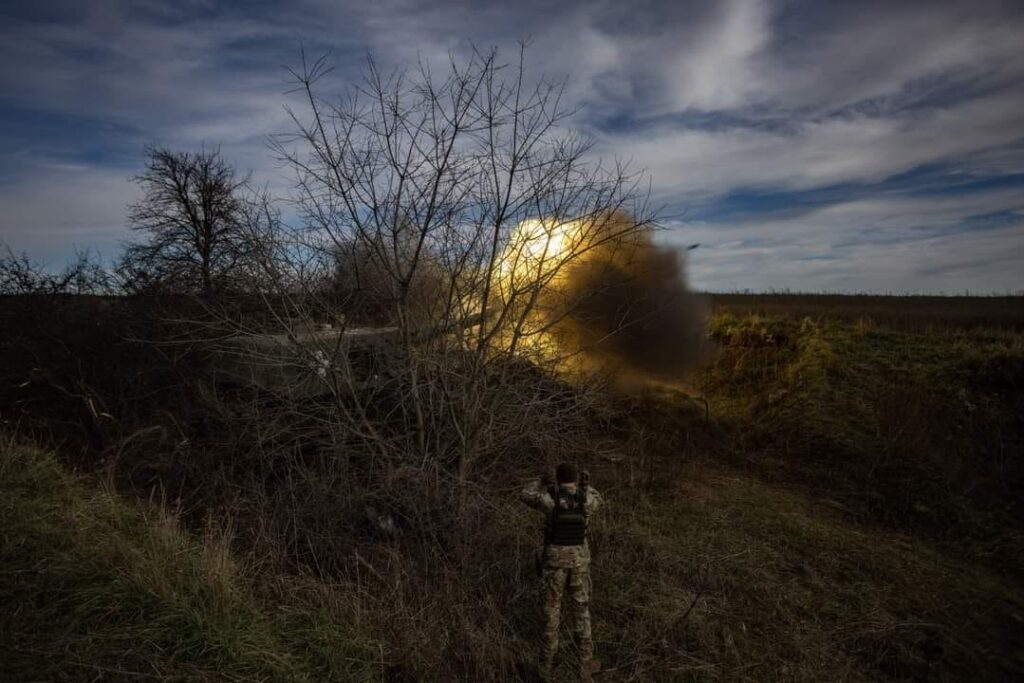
[555,462,578,484]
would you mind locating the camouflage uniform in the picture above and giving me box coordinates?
[521,478,603,681]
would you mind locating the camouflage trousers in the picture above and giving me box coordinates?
[540,562,593,679]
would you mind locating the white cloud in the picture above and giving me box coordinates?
[667,0,771,111]
[599,84,1024,200]
[670,189,1024,293]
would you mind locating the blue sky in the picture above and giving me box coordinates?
[1,0,1023,293]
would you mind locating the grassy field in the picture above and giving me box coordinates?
[709,293,1024,331]
[2,294,1023,681]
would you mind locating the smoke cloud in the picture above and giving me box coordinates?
[542,214,712,384]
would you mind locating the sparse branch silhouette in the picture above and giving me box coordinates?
[0,244,115,296]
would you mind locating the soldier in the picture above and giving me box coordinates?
[521,462,603,682]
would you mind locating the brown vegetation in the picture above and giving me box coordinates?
[710,293,1024,331]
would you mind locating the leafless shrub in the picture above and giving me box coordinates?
[330,225,447,327]
[0,244,116,296]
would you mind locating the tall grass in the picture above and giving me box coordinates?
[0,439,383,681]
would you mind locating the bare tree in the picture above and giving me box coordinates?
[123,147,254,296]
[251,45,657,482]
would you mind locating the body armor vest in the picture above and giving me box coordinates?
[546,487,588,546]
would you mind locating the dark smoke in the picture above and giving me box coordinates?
[545,215,712,383]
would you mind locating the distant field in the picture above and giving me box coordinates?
[708,293,1024,330]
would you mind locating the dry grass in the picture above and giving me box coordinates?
[709,293,1024,331]
[0,438,384,681]
[590,466,1024,681]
